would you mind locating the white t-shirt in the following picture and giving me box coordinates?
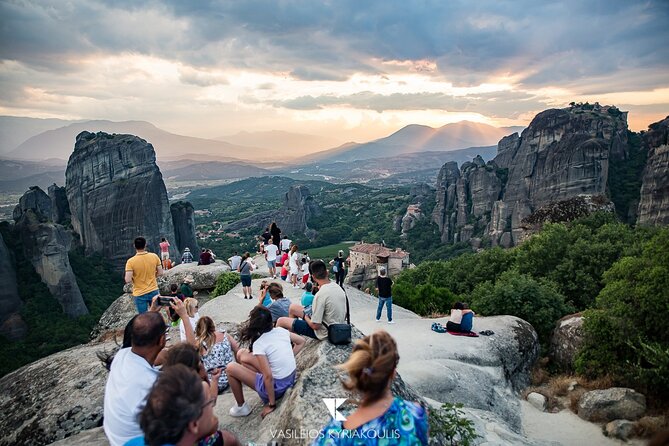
[265,244,279,261]
[290,252,300,274]
[179,313,200,342]
[280,239,292,251]
[103,348,159,446]
[301,262,309,277]
[252,327,296,379]
[450,309,463,324]
[229,255,242,270]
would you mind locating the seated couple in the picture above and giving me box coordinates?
[275,259,347,341]
[447,302,475,333]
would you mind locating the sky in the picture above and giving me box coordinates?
[1,0,668,144]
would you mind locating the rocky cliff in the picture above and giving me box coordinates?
[169,200,199,255]
[433,104,629,246]
[637,116,669,226]
[226,185,321,238]
[13,187,88,317]
[65,131,177,270]
[48,184,71,225]
[0,232,26,340]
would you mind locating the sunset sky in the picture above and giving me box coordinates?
[1,0,668,143]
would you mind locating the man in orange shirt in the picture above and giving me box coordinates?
[125,237,163,313]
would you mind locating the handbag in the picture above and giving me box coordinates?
[323,291,351,345]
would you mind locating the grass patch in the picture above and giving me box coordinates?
[305,241,356,262]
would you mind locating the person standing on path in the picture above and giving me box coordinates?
[280,235,292,253]
[289,245,300,288]
[238,252,254,299]
[159,237,171,269]
[375,267,394,324]
[270,222,281,247]
[125,237,163,314]
[264,239,279,279]
[330,250,347,288]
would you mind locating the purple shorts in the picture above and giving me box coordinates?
[254,370,296,404]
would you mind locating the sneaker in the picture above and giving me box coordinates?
[375,319,382,323]
[229,402,252,417]
[387,320,395,324]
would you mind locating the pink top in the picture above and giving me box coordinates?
[159,241,170,253]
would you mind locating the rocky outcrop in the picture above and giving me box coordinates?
[226,185,321,238]
[433,104,631,246]
[89,293,136,341]
[0,340,112,445]
[0,233,26,340]
[170,201,199,255]
[13,187,88,317]
[637,116,669,226]
[157,261,230,294]
[578,388,646,422]
[48,184,71,225]
[549,313,585,371]
[65,131,177,270]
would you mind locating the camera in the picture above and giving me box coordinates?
[158,296,173,306]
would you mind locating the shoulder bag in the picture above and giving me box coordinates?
[323,291,351,345]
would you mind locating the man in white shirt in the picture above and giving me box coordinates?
[264,241,279,279]
[279,236,292,252]
[228,251,242,271]
[103,300,192,446]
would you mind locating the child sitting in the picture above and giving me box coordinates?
[288,282,316,319]
[266,283,291,323]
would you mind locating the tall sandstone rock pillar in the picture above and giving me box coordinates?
[65,131,177,270]
[170,201,199,255]
[637,117,669,226]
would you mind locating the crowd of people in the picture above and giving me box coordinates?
[111,233,430,445]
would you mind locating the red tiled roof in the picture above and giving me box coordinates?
[350,243,408,258]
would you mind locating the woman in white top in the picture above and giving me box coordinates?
[289,244,300,289]
[226,306,305,418]
[179,298,200,342]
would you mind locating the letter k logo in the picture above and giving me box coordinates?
[323,398,347,421]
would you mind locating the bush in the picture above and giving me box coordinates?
[212,272,241,297]
[576,228,669,398]
[429,402,479,446]
[470,270,573,343]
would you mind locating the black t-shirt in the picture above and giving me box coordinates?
[377,276,392,297]
[262,231,271,243]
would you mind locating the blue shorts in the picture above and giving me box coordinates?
[134,289,159,314]
[255,370,296,403]
[267,259,276,268]
[241,275,252,287]
[292,318,318,339]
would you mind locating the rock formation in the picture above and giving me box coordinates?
[0,233,26,340]
[549,313,585,371]
[637,116,669,226]
[226,185,321,238]
[170,200,199,254]
[13,187,88,317]
[156,261,230,294]
[48,183,71,225]
[65,131,177,270]
[433,104,631,246]
[578,387,646,422]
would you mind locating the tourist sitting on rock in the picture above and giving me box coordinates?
[238,252,254,299]
[257,280,272,307]
[446,302,475,333]
[207,248,217,261]
[196,316,239,394]
[103,300,189,446]
[276,260,347,341]
[198,248,213,265]
[180,274,195,298]
[313,331,428,445]
[181,247,193,264]
[288,281,314,319]
[167,283,186,324]
[228,250,242,271]
[227,306,305,419]
[266,282,291,323]
[125,364,241,446]
[179,298,200,342]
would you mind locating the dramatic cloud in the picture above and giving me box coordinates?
[0,0,667,138]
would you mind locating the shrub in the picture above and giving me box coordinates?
[212,272,241,297]
[470,270,573,343]
[576,228,669,398]
[429,402,479,446]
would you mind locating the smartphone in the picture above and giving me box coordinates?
[158,296,173,306]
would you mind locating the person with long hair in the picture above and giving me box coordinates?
[269,221,281,247]
[226,306,305,419]
[179,298,200,342]
[288,245,300,288]
[238,252,253,299]
[195,316,239,393]
[313,331,428,445]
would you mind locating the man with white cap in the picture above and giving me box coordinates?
[181,247,194,264]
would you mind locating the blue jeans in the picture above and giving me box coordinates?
[135,289,159,314]
[376,296,392,321]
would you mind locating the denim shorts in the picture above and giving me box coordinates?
[134,289,159,314]
[267,259,276,268]
[292,318,317,339]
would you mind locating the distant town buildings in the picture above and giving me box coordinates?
[348,242,410,277]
